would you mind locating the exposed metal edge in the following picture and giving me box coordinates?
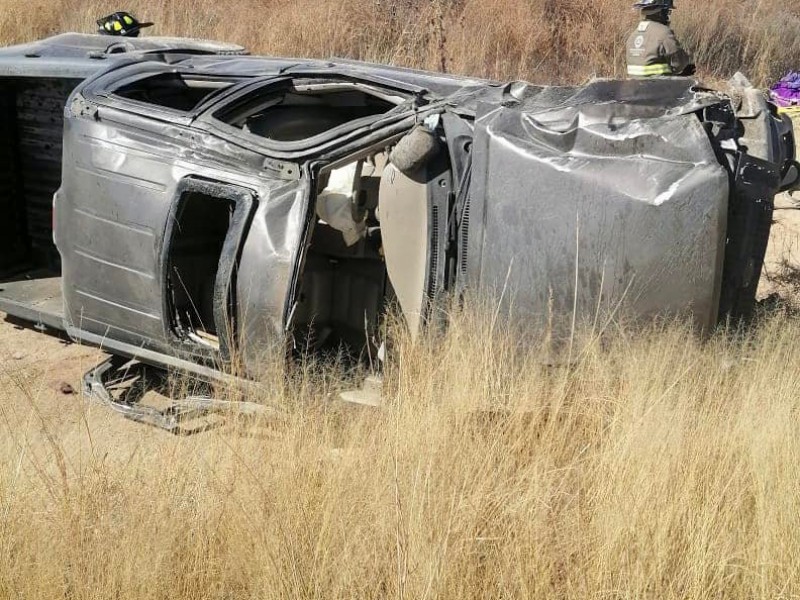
[83,355,280,435]
[66,325,241,384]
[0,297,65,331]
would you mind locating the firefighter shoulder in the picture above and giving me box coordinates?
[626,19,694,77]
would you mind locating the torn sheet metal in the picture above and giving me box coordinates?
[83,355,281,435]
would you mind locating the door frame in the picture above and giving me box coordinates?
[160,176,256,364]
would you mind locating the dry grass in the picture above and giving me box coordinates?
[1,0,800,85]
[3,306,800,598]
[3,1,800,596]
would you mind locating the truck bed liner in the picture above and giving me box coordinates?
[0,269,64,331]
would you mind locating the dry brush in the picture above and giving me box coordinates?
[2,307,800,597]
[1,0,800,85]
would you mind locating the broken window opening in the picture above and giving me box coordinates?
[215,82,401,143]
[166,191,235,350]
[114,72,237,112]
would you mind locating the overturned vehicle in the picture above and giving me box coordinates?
[0,34,797,386]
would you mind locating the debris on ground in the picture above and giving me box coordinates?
[52,381,75,395]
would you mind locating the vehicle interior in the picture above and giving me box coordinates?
[0,76,81,329]
[290,145,440,360]
[112,72,238,112]
[291,153,389,358]
[214,80,405,144]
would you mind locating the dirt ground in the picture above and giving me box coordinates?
[0,312,181,447]
[758,190,800,301]
[2,190,800,440]
[0,317,175,451]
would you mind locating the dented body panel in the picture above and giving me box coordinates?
[469,81,731,331]
[0,34,794,379]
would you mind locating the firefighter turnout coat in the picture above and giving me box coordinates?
[626,19,693,77]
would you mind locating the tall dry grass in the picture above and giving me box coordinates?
[2,305,800,598]
[2,0,800,596]
[1,0,800,85]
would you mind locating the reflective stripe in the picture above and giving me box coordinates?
[627,63,673,76]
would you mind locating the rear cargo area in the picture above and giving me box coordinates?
[0,77,79,329]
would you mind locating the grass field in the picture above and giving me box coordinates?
[3,307,800,598]
[3,1,800,597]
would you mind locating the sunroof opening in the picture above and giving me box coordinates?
[214,82,400,143]
[114,72,237,112]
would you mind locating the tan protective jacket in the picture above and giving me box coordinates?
[626,19,693,77]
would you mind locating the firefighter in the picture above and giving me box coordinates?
[96,12,153,37]
[626,0,695,78]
